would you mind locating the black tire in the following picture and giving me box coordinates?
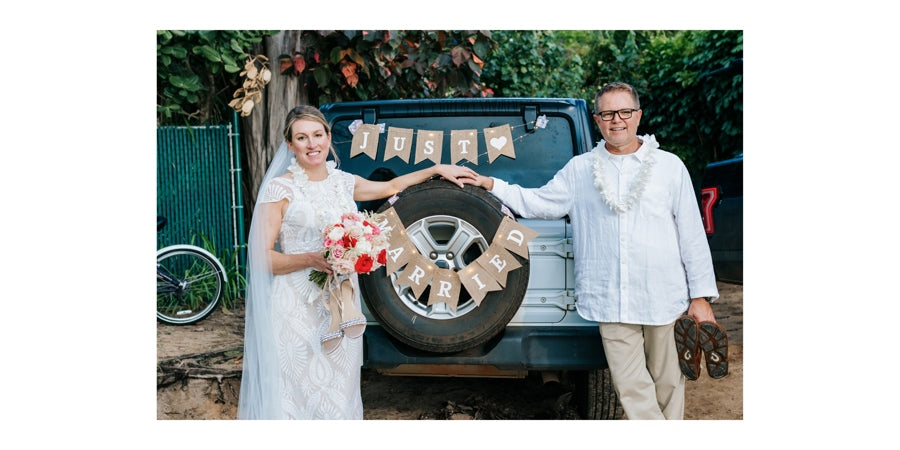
[572,368,623,420]
[156,244,227,325]
[361,180,529,353]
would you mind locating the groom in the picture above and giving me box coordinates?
[468,81,720,419]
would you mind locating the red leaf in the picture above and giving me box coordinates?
[279,56,293,74]
[293,56,306,74]
[341,61,359,87]
[341,61,357,78]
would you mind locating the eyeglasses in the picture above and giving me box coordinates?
[594,108,638,121]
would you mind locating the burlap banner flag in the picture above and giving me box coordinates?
[386,229,416,274]
[428,268,463,312]
[484,124,516,163]
[350,123,380,159]
[450,129,478,165]
[381,206,405,234]
[381,207,415,273]
[474,244,522,287]
[457,261,503,307]
[385,127,414,163]
[378,206,536,311]
[493,215,539,258]
[414,130,443,165]
[395,252,437,299]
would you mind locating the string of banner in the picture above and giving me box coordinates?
[378,206,539,313]
[341,115,550,166]
[344,116,549,311]
[346,117,548,310]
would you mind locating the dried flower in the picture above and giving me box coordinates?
[229,54,271,117]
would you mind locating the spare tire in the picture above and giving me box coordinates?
[360,179,529,353]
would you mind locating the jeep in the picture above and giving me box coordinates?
[320,98,620,419]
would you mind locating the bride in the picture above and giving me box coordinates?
[237,105,477,419]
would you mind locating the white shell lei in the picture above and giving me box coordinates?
[592,135,658,214]
[287,159,355,230]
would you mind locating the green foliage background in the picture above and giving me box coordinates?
[482,30,743,175]
[156,30,276,125]
[157,29,742,175]
[288,30,497,106]
[481,30,586,99]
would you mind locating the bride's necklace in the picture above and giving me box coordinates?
[592,138,657,214]
[288,159,354,229]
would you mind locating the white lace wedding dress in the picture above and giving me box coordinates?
[251,164,364,419]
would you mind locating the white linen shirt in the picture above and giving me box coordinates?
[489,135,718,325]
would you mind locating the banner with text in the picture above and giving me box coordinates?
[378,207,537,312]
[346,116,548,166]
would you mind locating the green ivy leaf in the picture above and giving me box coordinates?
[329,47,342,63]
[230,39,243,54]
[170,74,202,92]
[195,45,222,63]
[197,30,217,44]
[170,46,187,59]
[221,53,237,69]
[313,68,330,86]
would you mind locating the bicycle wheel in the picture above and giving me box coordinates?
[157,244,227,325]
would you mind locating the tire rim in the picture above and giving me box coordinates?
[389,214,488,320]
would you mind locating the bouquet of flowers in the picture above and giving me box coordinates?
[309,211,391,288]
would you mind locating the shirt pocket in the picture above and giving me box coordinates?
[637,182,672,220]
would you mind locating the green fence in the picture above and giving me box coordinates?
[157,114,245,275]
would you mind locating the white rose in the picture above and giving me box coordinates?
[327,227,345,241]
[355,239,372,254]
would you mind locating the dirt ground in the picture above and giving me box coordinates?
[157,281,742,420]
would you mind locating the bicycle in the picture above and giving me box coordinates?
[157,216,227,325]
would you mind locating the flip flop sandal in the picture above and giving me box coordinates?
[320,291,343,354]
[674,315,702,381]
[698,321,729,379]
[338,278,367,339]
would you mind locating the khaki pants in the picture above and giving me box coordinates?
[599,321,685,420]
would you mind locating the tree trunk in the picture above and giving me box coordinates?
[239,30,310,226]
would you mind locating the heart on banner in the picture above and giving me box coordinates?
[483,124,516,163]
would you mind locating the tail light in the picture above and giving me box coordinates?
[700,187,719,235]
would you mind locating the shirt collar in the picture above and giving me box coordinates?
[597,134,657,162]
